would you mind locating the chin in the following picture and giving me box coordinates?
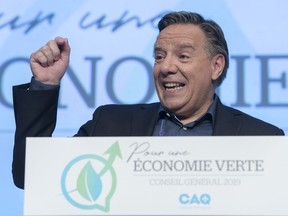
[162,103,181,113]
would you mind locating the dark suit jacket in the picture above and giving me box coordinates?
[12,84,284,189]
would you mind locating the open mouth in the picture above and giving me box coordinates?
[163,82,185,91]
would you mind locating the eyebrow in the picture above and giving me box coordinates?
[153,42,196,53]
[153,46,164,53]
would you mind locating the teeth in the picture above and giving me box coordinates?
[165,83,180,87]
[163,82,184,90]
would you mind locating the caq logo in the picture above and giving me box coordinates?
[179,193,211,205]
[61,141,122,212]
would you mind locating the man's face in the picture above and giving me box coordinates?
[153,24,223,123]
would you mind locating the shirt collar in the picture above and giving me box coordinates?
[157,94,218,127]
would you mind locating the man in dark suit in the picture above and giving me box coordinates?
[12,11,284,189]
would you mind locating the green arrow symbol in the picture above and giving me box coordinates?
[99,141,122,176]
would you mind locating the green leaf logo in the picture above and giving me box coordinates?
[61,142,122,211]
[77,161,102,202]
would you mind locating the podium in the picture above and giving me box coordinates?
[24,136,288,215]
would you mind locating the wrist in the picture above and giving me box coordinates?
[29,77,60,90]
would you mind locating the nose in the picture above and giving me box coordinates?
[159,56,178,76]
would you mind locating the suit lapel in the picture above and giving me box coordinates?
[130,103,160,136]
[213,98,242,135]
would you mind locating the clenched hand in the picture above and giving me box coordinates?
[30,37,70,85]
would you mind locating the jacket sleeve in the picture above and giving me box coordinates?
[12,83,60,189]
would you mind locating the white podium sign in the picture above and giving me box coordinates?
[24,136,288,215]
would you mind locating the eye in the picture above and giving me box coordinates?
[154,53,165,62]
[179,54,190,60]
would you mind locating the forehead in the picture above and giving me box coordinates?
[154,24,207,48]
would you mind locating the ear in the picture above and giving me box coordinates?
[211,54,225,81]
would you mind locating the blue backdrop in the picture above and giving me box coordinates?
[1,0,287,215]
